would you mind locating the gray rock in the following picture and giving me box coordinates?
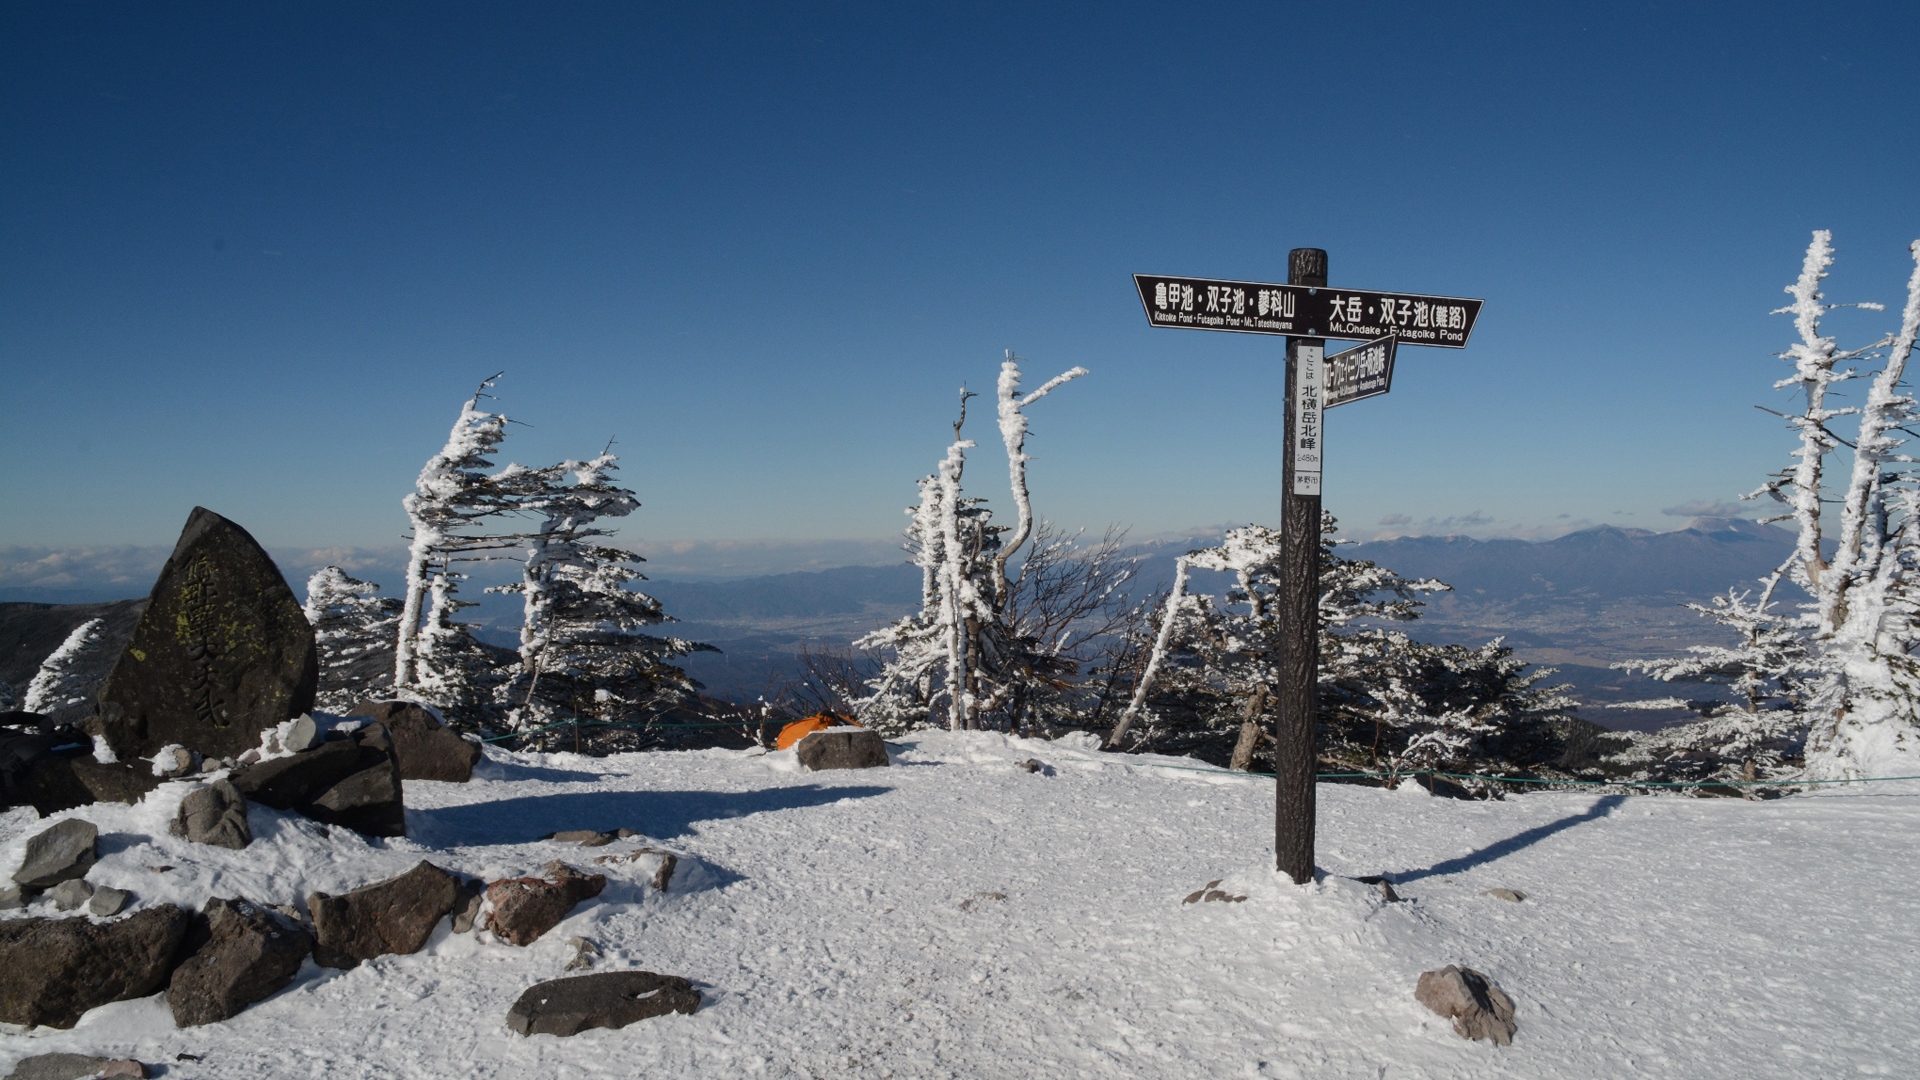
[1019,758,1043,773]
[1415,964,1517,1045]
[0,885,23,910]
[47,879,93,911]
[450,876,486,934]
[308,860,461,969]
[155,746,198,779]
[483,862,607,947]
[166,897,314,1026]
[550,829,613,845]
[283,713,320,752]
[12,819,98,891]
[0,905,193,1028]
[1482,888,1526,903]
[93,507,318,763]
[5,1054,148,1079]
[170,778,252,849]
[505,970,700,1036]
[349,700,481,782]
[794,728,889,771]
[88,886,132,917]
[564,936,600,971]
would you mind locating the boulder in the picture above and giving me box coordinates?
[11,818,97,891]
[170,778,252,849]
[483,862,606,947]
[231,738,362,808]
[5,1054,148,1080]
[505,971,700,1036]
[306,753,405,837]
[88,886,132,917]
[93,507,318,763]
[794,728,889,771]
[1415,964,1517,1045]
[0,905,193,1028]
[350,700,481,782]
[0,886,23,910]
[167,897,314,1026]
[231,727,405,838]
[47,879,93,911]
[308,861,461,969]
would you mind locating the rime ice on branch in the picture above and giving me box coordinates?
[858,352,1094,734]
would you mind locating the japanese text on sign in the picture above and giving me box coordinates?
[1134,274,1482,348]
[1292,345,1323,496]
[1325,335,1397,409]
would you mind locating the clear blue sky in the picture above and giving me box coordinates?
[4,2,1917,572]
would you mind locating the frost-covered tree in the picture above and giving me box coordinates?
[304,566,404,713]
[492,450,713,731]
[1105,515,1573,779]
[408,562,507,722]
[24,618,111,723]
[857,354,1089,733]
[1608,588,1813,782]
[1716,234,1920,779]
[395,374,535,691]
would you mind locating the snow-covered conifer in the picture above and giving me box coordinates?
[1609,588,1812,782]
[395,375,531,690]
[304,566,403,713]
[493,450,712,731]
[1106,515,1568,777]
[24,618,111,723]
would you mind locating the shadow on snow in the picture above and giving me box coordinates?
[1391,794,1627,883]
[406,784,893,846]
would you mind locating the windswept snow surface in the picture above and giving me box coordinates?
[3,732,1916,1078]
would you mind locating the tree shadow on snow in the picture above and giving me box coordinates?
[1391,794,1627,883]
[407,784,893,846]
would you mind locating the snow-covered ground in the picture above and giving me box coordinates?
[3,731,1916,1078]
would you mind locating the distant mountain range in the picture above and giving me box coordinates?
[2,519,1804,732]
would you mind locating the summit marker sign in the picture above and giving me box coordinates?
[1132,274,1482,348]
[1130,253,1483,889]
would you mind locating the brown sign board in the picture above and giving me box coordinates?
[1132,274,1482,348]
[1325,335,1396,408]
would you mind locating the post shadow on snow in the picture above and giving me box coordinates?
[407,784,893,846]
[1390,794,1627,884]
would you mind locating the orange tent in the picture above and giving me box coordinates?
[775,713,861,751]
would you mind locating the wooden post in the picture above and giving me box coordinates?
[1276,247,1326,885]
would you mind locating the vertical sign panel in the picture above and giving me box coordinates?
[1292,344,1323,495]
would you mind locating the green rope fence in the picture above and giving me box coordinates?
[474,722,1920,790]
[1125,761,1920,789]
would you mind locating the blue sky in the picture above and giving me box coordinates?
[4,1,1917,583]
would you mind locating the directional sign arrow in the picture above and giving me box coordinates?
[1132,274,1483,348]
[1325,335,1396,409]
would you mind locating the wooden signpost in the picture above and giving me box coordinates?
[1132,252,1483,885]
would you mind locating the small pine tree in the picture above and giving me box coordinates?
[304,566,404,713]
[24,618,111,724]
